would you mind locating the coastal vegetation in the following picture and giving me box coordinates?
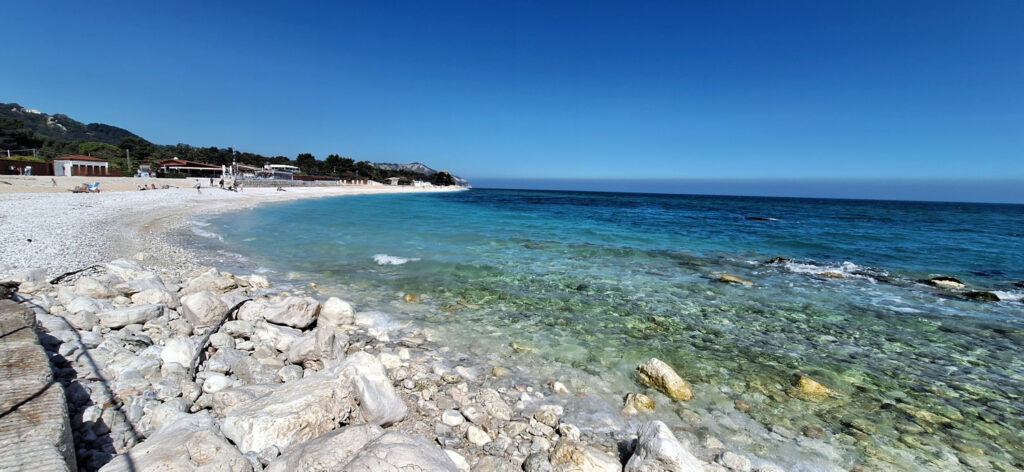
[0,103,461,184]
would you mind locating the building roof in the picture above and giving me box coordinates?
[55,155,107,162]
[159,159,221,169]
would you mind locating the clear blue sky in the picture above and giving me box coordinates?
[3,1,1022,201]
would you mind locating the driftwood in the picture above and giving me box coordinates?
[188,299,251,381]
[49,264,101,284]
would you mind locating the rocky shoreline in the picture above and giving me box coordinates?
[6,257,781,472]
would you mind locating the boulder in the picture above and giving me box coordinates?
[212,385,278,417]
[131,288,179,308]
[318,296,355,327]
[636,358,693,401]
[220,374,355,453]
[925,276,965,290]
[624,421,703,472]
[97,304,165,329]
[105,259,157,282]
[263,296,321,329]
[74,276,118,298]
[340,352,408,426]
[287,328,336,365]
[66,296,110,315]
[180,291,229,328]
[254,321,303,352]
[787,374,840,402]
[161,337,198,367]
[340,432,459,472]
[99,413,251,472]
[182,274,238,295]
[549,439,622,472]
[233,357,280,385]
[963,291,1000,302]
[118,277,167,295]
[265,424,384,472]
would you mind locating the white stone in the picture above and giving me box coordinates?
[99,413,251,472]
[262,296,320,329]
[339,352,408,426]
[74,276,118,299]
[340,432,459,472]
[625,420,704,472]
[441,409,464,427]
[203,373,233,394]
[264,424,383,472]
[467,425,490,446]
[180,291,229,328]
[220,374,355,453]
[552,381,570,394]
[379,352,403,370]
[318,297,355,327]
[210,332,235,349]
[105,259,157,282]
[161,337,198,367]
[98,304,165,329]
[66,296,108,315]
[131,288,179,308]
[254,321,303,352]
[445,450,471,472]
[549,439,621,472]
[718,452,752,472]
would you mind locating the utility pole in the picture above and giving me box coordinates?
[126,148,131,174]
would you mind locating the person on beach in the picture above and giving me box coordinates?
[51,178,57,187]
[219,178,224,189]
[195,180,202,194]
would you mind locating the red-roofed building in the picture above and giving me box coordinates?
[54,155,109,177]
[158,159,223,178]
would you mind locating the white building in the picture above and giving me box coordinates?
[53,155,109,176]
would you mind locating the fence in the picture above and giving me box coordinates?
[235,179,343,188]
[0,160,53,176]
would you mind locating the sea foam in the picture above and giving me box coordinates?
[373,254,420,265]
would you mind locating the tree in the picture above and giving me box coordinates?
[295,153,318,175]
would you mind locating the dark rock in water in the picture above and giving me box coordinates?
[803,425,826,439]
[746,216,776,222]
[924,276,966,290]
[962,291,1000,302]
[766,257,792,265]
[1014,281,1024,289]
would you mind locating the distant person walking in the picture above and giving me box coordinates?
[219,178,224,189]
[51,178,57,187]
[195,180,202,194]
[210,178,214,186]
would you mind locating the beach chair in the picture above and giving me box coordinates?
[88,182,101,193]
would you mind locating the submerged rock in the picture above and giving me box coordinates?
[962,291,1000,302]
[622,392,656,415]
[636,358,693,401]
[624,420,703,472]
[766,257,792,264]
[718,275,754,286]
[787,374,840,402]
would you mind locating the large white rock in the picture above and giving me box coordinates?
[254,321,303,352]
[340,432,460,472]
[549,439,622,472]
[341,352,408,426]
[287,328,335,365]
[625,421,703,472]
[220,374,355,453]
[237,299,268,322]
[212,385,278,417]
[262,296,321,329]
[74,276,118,299]
[180,291,230,327]
[318,297,355,328]
[99,413,252,472]
[182,273,238,295]
[67,296,110,315]
[161,337,198,367]
[117,276,167,295]
[131,288,179,308]
[98,304,165,329]
[265,424,384,472]
[105,259,157,282]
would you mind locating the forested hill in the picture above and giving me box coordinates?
[0,101,466,185]
[0,103,142,145]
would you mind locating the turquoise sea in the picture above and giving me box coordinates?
[198,189,1024,471]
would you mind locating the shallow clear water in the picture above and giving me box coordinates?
[203,189,1024,471]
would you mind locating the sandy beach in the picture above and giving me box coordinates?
[0,176,466,277]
